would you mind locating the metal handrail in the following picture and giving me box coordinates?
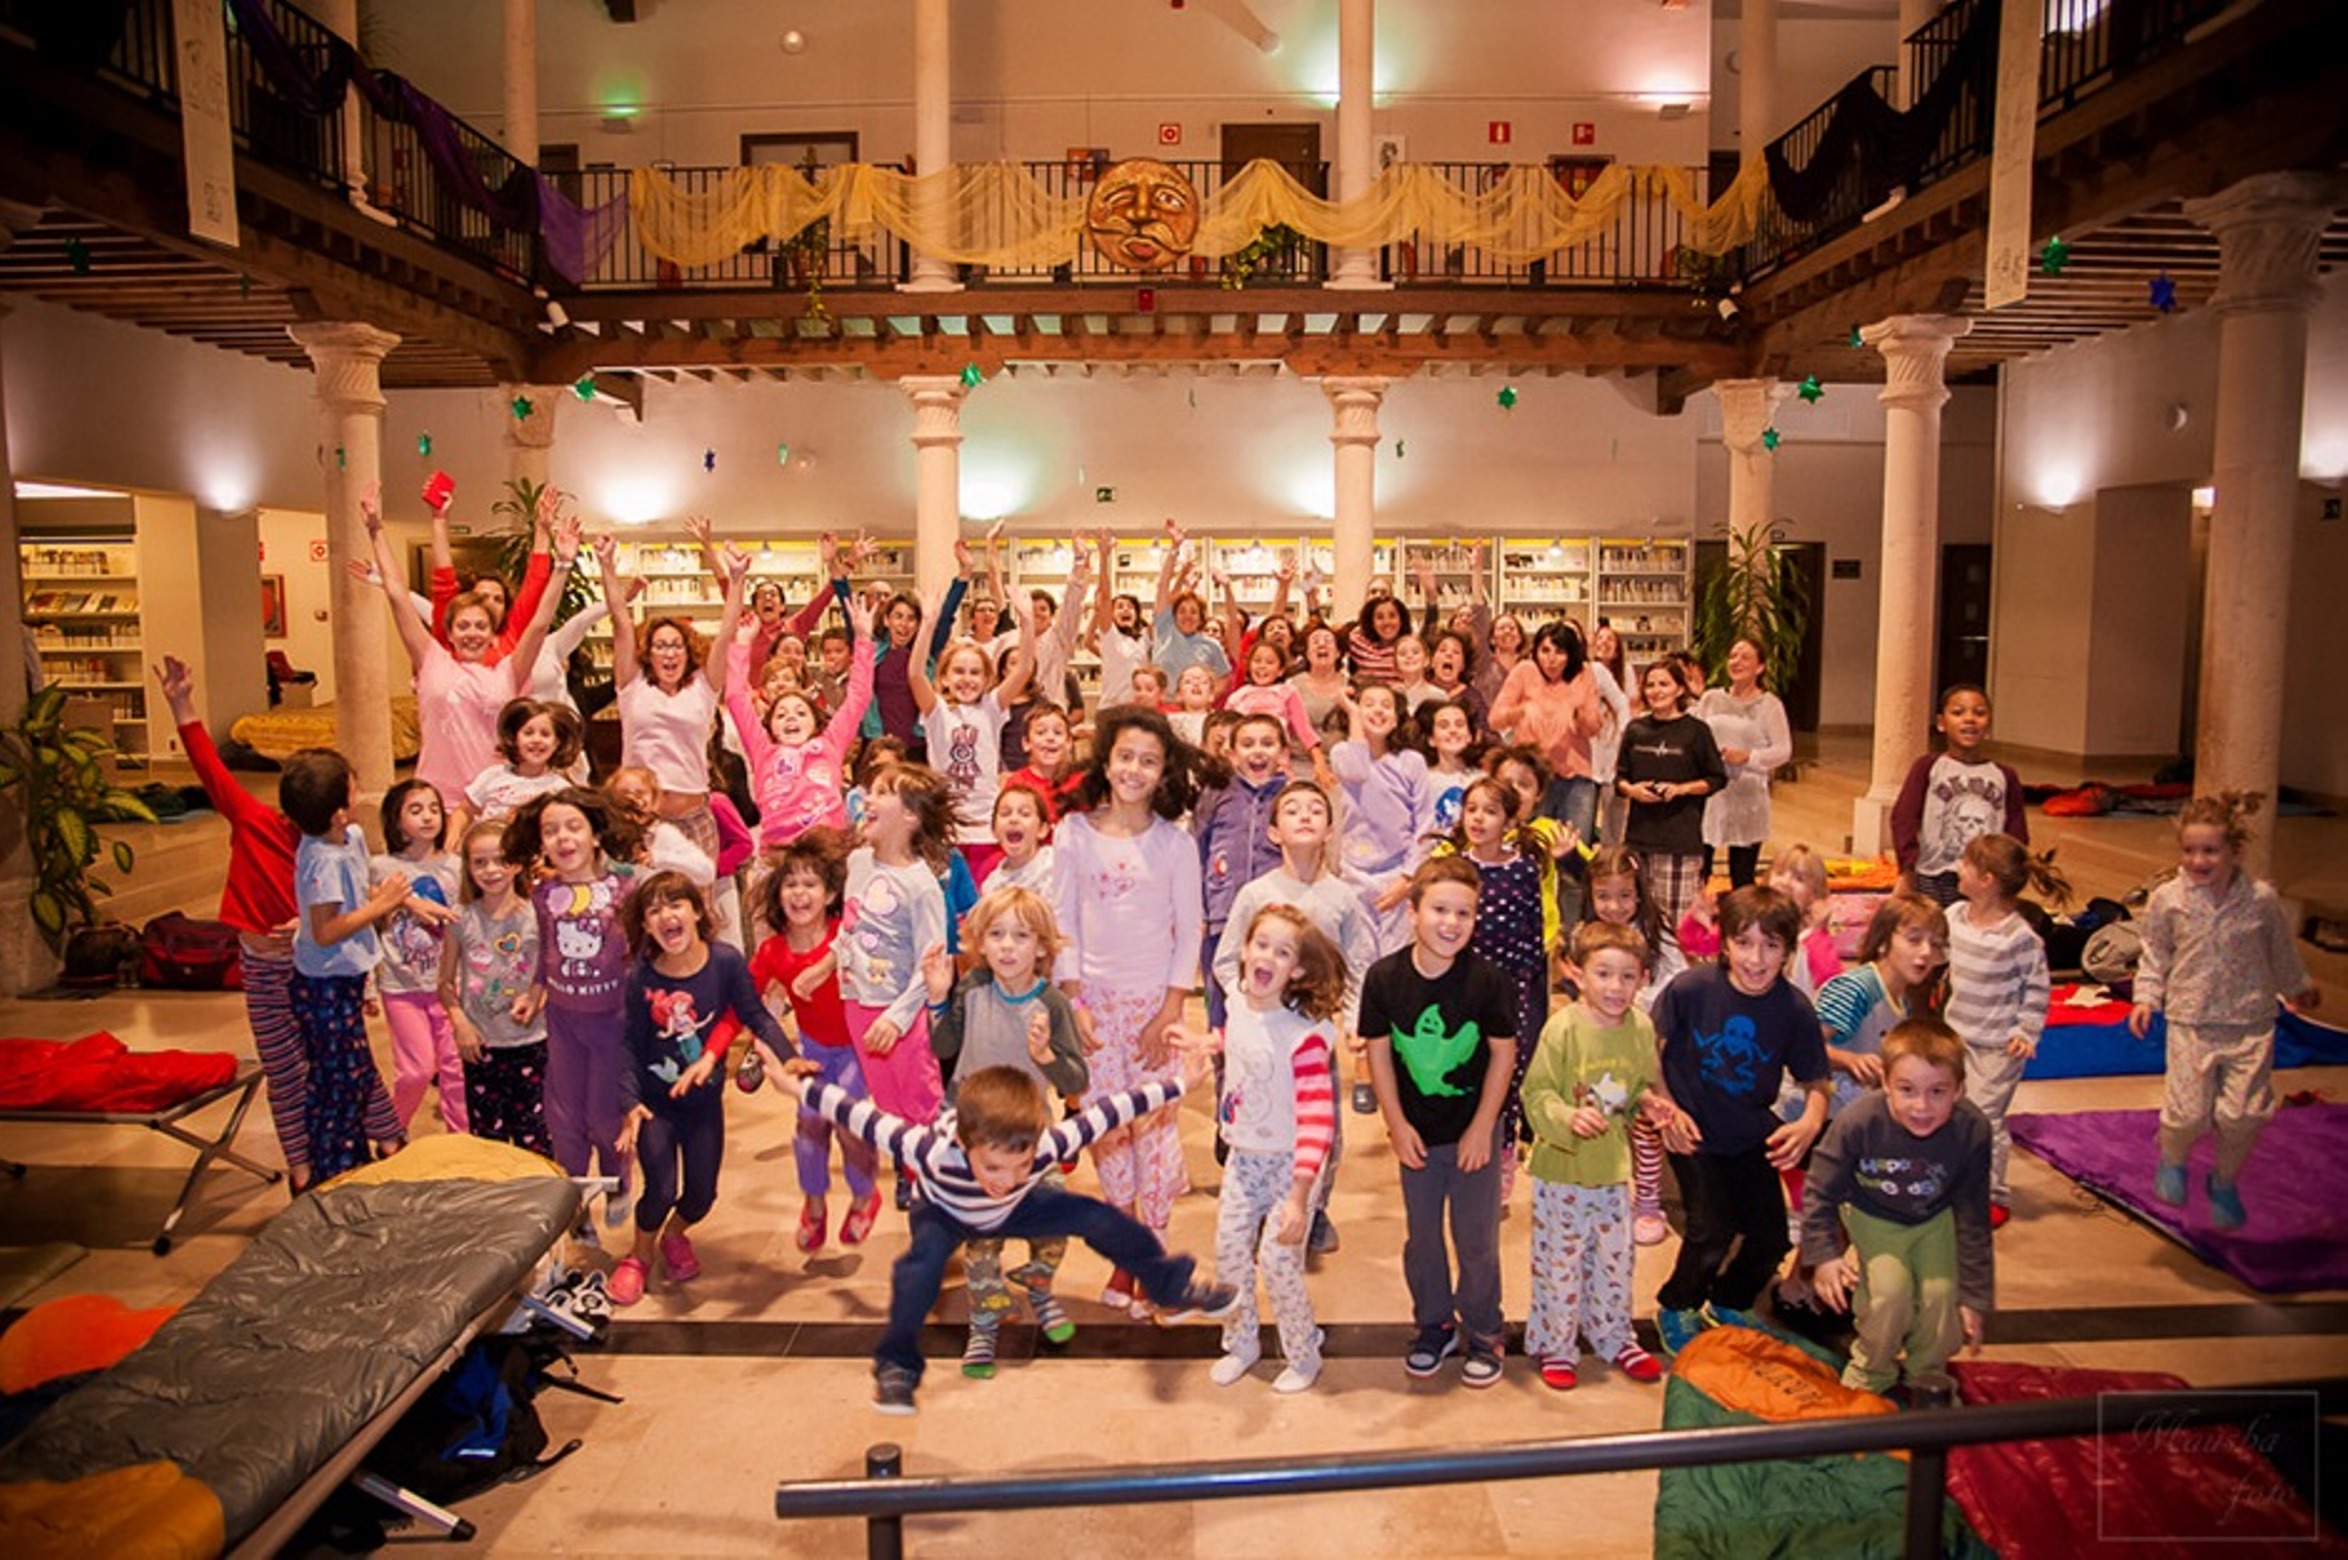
[777,1382,2340,1560]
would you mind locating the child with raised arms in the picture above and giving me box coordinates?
[438,820,551,1156]
[610,872,796,1305]
[777,1056,1240,1415]
[1522,920,1687,1389]
[922,885,1090,1376]
[2130,793,2320,1230]
[909,579,1032,885]
[1802,1017,1994,1404]
[1202,904,1342,1392]
[748,829,882,1252]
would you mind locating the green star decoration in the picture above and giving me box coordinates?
[960,362,984,389]
[1798,375,1824,404]
[1849,326,1864,349]
[777,441,791,466]
[335,445,347,470]
[417,432,432,457]
[63,236,89,274]
[573,375,596,402]
[510,394,534,421]
[1395,440,1406,460]
[2040,235,2072,276]
[1496,385,1519,411]
[1761,427,1781,451]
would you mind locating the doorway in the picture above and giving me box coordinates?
[1691,539,1825,734]
[1220,123,1322,186]
[1934,543,1992,700]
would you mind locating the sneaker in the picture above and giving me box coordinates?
[840,1189,884,1246]
[604,1180,635,1231]
[1210,1346,1261,1387]
[961,1327,998,1380]
[1988,1203,2012,1230]
[2153,1161,2188,1206]
[1461,1342,1504,1388]
[735,1050,764,1093]
[1273,1358,1321,1394]
[1634,1212,1669,1247]
[796,1198,829,1252]
[659,1231,701,1282]
[2207,1175,2247,1231]
[1404,1323,1460,1378]
[1162,1279,1242,1323]
[1026,1288,1076,1345]
[1704,1303,1762,1332]
[608,1255,648,1307]
[1351,1081,1377,1116]
[1540,1357,1579,1391]
[1614,1343,1664,1383]
[893,1179,915,1213]
[872,1363,919,1415]
[1307,1210,1341,1256]
[1656,1306,1710,1358]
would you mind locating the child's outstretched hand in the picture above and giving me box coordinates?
[2128,1002,2155,1038]
[919,942,955,1006]
[1764,1112,1820,1171]
[1025,1006,1055,1068]
[771,1058,822,1104]
[673,1048,720,1098]
[1166,1026,1218,1096]
[616,1103,651,1159]
[1811,1249,1858,1313]
[405,894,459,929]
[1373,878,1412,915]
[789,950,836,1003]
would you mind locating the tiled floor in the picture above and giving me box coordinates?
[1,737,2342,1557]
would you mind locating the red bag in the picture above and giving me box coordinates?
[137,912,245,991]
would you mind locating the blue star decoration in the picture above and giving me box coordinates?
[1761,427,1781,451]
[703,449,717,472]
[2150,274,2178,313]
[1797,375,1824,404]
[2039,235,2072,276]
[510,394,534,421]
[1496,385,1519,411]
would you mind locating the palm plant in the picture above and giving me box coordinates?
[1691,518,1808,698]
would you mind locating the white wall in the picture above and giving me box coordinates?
[372,0,1716,172]
[1693,380,1998,731]
[1994,272,2348,794]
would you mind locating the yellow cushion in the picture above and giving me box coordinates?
[0,1462,224,1560]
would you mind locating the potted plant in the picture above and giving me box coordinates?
[1691,517,1809,699]
[0,684,158,958]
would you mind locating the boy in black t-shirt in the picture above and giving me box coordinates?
[1360,857,1520,1387]
[1648,885,1831,1357]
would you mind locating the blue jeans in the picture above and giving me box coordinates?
[877,1181,1197,1380]
[1538,775,1599,926]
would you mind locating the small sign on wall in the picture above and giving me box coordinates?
[307,540,329,565]
[1572,122,1595,146]
[1832,558,1862,580]
[1488,121,1512,145]
[1157,122,1182,147]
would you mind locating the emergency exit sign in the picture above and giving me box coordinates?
[1488,121,1512,145]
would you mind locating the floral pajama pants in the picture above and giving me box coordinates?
[1081,983,1188,1233]
[1524,1179,1635,1363]
[1216,1149,1321,1372]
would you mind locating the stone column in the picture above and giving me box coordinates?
[1897,0,1939,108]
[1740,0,1779,165]
[289,322,401,799]
[902,0,959,294]
[315,0,372,206]
[901,375,967,604]
[1852,314,1969,857]
[2182,171,2338,878]
[1327,0,1387,291]
[502,0,539,164]
[502,383,559,495]
[1323,376,1390,621]
[0,269,49,994]
[1716,378,1786,542]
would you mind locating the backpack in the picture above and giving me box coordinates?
[2082,923,2145,987]
[137,912,245,991]
[367,1335,585,1506]
[60,923,141,990]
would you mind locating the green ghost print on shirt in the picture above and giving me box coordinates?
[1396,1005,1480,1097]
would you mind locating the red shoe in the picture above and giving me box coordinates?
[659,1231,701,1282]
[608,1256,648,1307]
[1540,1357,1579,1391]
[1614,1344,1664,1383]
[1989,1203,2012,1230]
[840,1189,884,1247]
[796,1199,829,1252]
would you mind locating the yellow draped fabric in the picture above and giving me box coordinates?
[626,157,1775,273]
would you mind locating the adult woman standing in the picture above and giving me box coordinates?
[1287,620,1351,742]
[1345,592,1411,683]
[1586,622,1633,844]
[1488,622,1607,835]
[1614,659,1728,933]
[592,517,749,863]
[866,539,971,755]
[1697,637,1793,889]
[1471,611,1528,713]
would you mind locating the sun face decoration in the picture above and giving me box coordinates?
[1084,158,1201,271]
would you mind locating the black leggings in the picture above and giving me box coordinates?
[1702,843,1763,891]
[1658,1146,1789,1313]
[636,1088,725,1233]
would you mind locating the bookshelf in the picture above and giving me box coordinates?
[1594,537,1691,660]
[20,536,151,764]
[577,535,909,669]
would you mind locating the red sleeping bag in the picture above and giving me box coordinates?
[0,1033,237,1112]
[1949,1361,2342,1557]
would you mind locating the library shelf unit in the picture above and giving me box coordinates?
[1594,537,1691,660]
[573,535,912,670]
[17,503,206,768]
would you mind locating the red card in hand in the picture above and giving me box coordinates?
[421,470,455,511]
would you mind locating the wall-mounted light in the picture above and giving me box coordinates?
[2166,401,2190,432]
[1656,101,1692,120]
[779,29,806,53]
[2192,485,2216,509]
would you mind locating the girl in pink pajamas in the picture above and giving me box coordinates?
[1053,705,1206,1318]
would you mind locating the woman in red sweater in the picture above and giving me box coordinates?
[154,657,400,1193]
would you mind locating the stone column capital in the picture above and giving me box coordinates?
[1714,377,1786,453]
[1321,375,1391,446]
[289,322,403,411]
[2184,171,2342,316]
[501,383,560,451]
[1864,314,1971,410]
[899,374,968,447]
